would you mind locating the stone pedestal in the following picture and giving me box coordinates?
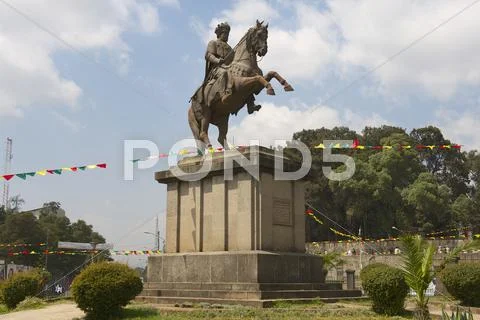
[157,146,305,253]
[138,147,361,306]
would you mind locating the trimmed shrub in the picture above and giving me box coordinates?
[71,262,143,319]
[2,269,49,309]
[0,281,5,304]
[360,263,389,283]
[440,263,480,307]
[360,264,408,316]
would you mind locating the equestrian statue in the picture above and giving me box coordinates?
[188,20,294,151]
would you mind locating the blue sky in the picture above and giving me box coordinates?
[1,0,479,266]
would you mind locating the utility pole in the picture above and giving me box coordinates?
[155,215,160,251]
[44,230,49,271]
[2,138,13,209]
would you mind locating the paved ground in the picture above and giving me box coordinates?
[0,303,84,320]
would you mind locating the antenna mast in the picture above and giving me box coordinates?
[2,137,13,209]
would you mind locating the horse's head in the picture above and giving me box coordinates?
[247,19,269,57]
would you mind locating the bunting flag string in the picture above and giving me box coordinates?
[313,141,462,151]
[305,209,323,225]
[0,163,107,182]
[306,210,474,242]
[0,242,46,248]
[132,142,462,163]
[110,250,163,256]
[6,249,164,256]
[131,145,249,163]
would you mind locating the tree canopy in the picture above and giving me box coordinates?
[0,201,107,279]
[294,125,480,241]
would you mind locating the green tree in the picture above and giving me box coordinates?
[410,126,469,198]
[0,213,46,267]
[401,173,451,233]
[451,194,478,229]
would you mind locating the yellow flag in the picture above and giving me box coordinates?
[383,146,392,150]
[333,143,341,148]
[86,165,97,169]
[37,170,47,176]
[426,145,435,150]
[62,167,72,171]
[314,143,325,149]
[356,145,365,149]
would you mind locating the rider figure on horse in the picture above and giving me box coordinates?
[203,22,261,115]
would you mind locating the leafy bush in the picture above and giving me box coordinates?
[360,263,408,315]
[359,263,389,283]
[2,269,50,309]
[0,281,5,304]
[15,296,46,311]
[440,263,480,307]
[441,306,474,320]
[71,262,143,319]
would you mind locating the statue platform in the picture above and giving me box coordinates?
[137,147,361,306]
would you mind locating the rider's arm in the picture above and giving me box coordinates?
[205,41,221,64]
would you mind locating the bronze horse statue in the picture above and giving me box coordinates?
[188,20,294,151]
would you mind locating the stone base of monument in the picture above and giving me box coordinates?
[136,251,361,307]
[136,147,362,307]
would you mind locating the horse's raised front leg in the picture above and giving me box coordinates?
[253,75,275,95]
[264,71,294,92]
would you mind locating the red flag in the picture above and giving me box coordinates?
[47,170,54,174]
[96,163,107,169]
[353,138,359,148]
[71,167,78,171]
[3,174,14,181]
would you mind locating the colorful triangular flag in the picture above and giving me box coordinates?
[16,173,27,180]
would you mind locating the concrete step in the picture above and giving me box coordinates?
[140,288,362,300]
[143,282,341,291]
[136,293,363,308]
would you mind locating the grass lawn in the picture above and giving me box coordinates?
[118,300,413,320]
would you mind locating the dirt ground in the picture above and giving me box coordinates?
[0,303,84,320]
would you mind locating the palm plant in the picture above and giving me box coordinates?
[319,251,345,279]
[400,235,435,320]
[441,307,474,320]
[439,239,480,270]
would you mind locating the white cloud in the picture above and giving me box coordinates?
[201,0,480,101]
[328,0,480,100]
[50,111,85,132]
[435,107,480,151]
[228,102,388,146]
[0,0,172,116]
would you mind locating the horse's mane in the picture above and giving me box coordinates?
[232,27,256,55]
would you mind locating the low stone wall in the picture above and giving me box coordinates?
[307,239,470,256]
[306,241,480,292]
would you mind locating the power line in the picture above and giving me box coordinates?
[320,0,480,105]
[0,0,174,117]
